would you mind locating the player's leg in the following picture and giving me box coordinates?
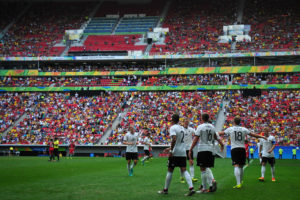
[180,167,195,196]
[142,150,150,165]
[189,159,197,182]
[126,153,132,176]
[270,158,276,181]
[259,158,266,181]
[232,148,243,188]
[158,157,175,194]
[233,164,241,187]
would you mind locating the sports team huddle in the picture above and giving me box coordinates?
[124,113,277,196]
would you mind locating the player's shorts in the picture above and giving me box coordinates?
[197,151,214,168]
[262,157,275,166]
[53,148,59,155]
[126,152,138,160]
[186,150,194,160]
[231,148,246,166]
[69,148,74,154]
[144,150,150,156]
[168,156,186,169]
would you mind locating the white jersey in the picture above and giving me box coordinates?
[224,126,250,150]
[143,137,151,150]
[195,123,216,152]
[257,138,263,153]
[183,127,195,150]
[169,124,186,157]
[124,132,139,152]
[261,135,276,158]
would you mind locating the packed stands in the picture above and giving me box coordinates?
[0,93,37,134]
[0,2,95,57]
[223,90,300,146]
[232,73,300,85]
[3,92,131,145]
[106,91,224,145]
[236,0,300,51]
[0,76,138,87]
[142,74,228,86]
[150,0,237,55]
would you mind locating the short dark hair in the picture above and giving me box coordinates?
[172,113,180,124]
[202,113,209,122]
[234,116,241,125]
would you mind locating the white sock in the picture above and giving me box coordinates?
[142,156,149,162]
[240,167,244,183]
[130,162,136,169]
[271,166,275,178]
[127,163,131,174]
[234,167,241,185]
[261,165,266,178]
[201,171,207,189]
[190,165,194,178]
[183,170,193,189]
[180,170,184,178]
[206,168,213,186]
[207,168,215,181]
[164,172,173,190]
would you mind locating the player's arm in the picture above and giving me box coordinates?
[169,135,177,157]
[123,135,132,145]
[259,142,263,158]
[218,131,225,136]
[189,135,199,159]
[214,134,224,152]
[249,132,267,140]
[268,140,276,154]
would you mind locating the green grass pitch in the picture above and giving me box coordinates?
[0,157,299,200]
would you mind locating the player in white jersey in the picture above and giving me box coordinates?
[219,116,267,189]
[123,125,139,176]
[258,127,276,182]
[158,114,195,196]
[141,129,151,165]
[189,113,224,193]
[179,118,198,183]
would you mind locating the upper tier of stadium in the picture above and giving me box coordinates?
[0,0,299,57]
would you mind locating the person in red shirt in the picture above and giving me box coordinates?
[48,139,55,161]
[68,140,76,159]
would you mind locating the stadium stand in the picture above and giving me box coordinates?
[0,76,138,87]
[223,90,300,146]
[0,93,37,134]
[150,0,237,55]
[3,92,130,145]
[106,91,224,145]
[69,35,146,52]
[84,18,118,35]
[236,0,300,51]
[232,73,300,85]
[0,2,95,57]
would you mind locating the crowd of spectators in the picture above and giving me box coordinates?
[106,91,224,145]
[151,0,237,55]
[0,93,38,134]
[1,92,131,145]
[232,73,300,85]
[223,90,299,146]
[236,0,300,52]
[0,2,95,57]
[142,74,228,86]
[0,76,139,87]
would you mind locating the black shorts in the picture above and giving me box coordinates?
[144,150,150,156]
[126,152,138,160]
[231,148,246,166]
[53,148,59,155]
[197,151,215,168]
[262,157,275,166]
[168,156,186,169]
[186,150,194,160]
